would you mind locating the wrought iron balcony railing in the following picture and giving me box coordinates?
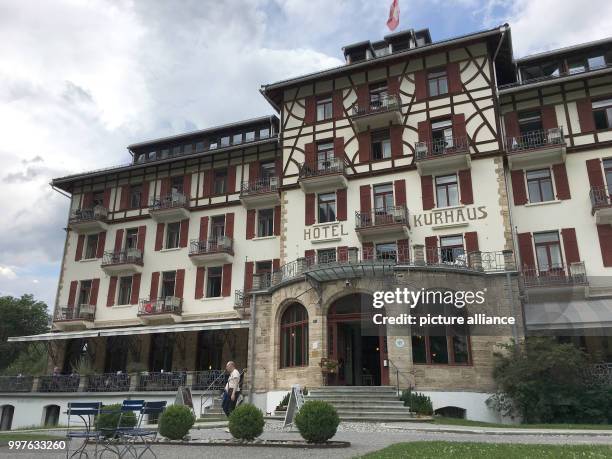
[138,297,183,316]
[590,185,612,212]
[86,373,131,392]
[189,237,233,256]
[38,374,80,392]
[192,370,228,391]
[69,206,108,224]
[240,176,279,195]
[299,157,346,179]
[234,290,252,311]
[352,93,401,117]
[102,249,143,267]
[414,136,469,160]
[149,192,188,211]
[54,304,96,321]
[506,127,565,153]
[521,262,587,287]
[498,63,612,90]
[355,205,409,229]
[138,371,187,391]
[0,375,34,392]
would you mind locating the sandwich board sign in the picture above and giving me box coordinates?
[175,386,194,414]
[283,384,305,428]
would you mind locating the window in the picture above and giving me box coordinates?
[369,81,388,107]
[259,127,270,138]
[526,169,554,203]
[520,61,560,81]
[214,169,227,194]
[77,280,92,306]
[245,131,255,142]
[435,174,459,207]
[165,222,180,249]
[117,276,132,305]
[220,136,230,147]
[280,303,309,368]
[210,216,225,241]
[256,261,272,274]
[317,248,336,264]
[376,242,397,261]
[160,271,176,298]
[373,183,394,211]
[170,176,183,195]
[534,232,563,274]
[206,267,222,298]
[130,185,142,209]
[440,235,464,263]
[257,208,274,237]
[125,228,138,250]
[316,96,333,121]
[604,158,612,189]
[371,129,391,160]
[318,193,336,223]
[92,191,105,207]
[183,144,193,155]
[431,118,454,152]
[428,70,448,97]
[593,98,612,130]
[518,110,543,137]
[232,133,243,144]
[316,141,335,171]
[209,141,218,149]
[195,141,205,152]
[160,149,169,159]
[84,234,98,259]
[260,161,276,180]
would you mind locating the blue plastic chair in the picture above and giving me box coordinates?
[65,402,102,459]
[119,401,166,458]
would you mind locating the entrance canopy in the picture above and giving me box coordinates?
[8,319,250,342]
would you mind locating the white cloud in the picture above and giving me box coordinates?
[0,266,17,280]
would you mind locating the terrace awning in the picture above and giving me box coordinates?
[7,319,250,342]
[524,298,612,334]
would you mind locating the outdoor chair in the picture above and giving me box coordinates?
[118,400,167,458]
[65,402,102,459]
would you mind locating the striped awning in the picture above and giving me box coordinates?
[7,319,250,342]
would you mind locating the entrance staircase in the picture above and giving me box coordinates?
[306,386,415,422]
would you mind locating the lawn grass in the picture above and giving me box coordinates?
[361,441,612,458]
[430,417,612,430]
[0,432,64,446]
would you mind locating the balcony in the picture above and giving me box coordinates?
[53,304,96,330]
[101,249,143,274]
[590,185,612,224]
[68,206,108,233]
[138,297,182,324]
[38,375,80,392]
[86,373,131,392]
[188,237,234,265]
[137,371,187,391]
[415,137,471,176]
[355,205,410,240]
[0,375,34,392]
[239,177,281,209]
[506,128,566,170]
[234,290,252,315]
[148,192,190,222]
[350,93,402,133]
[521,262,588,290]
[298,158,347,193]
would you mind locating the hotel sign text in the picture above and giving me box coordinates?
[304,223,349,241]
[413,206,488,227]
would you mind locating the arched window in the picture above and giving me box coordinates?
[0,405,14,431]
[43,405,60,427]
[280,303,309,368]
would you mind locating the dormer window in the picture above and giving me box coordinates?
[220,136,230,147]
[232,133,243,144]
[245,131,255,142]
[209,141,218,149]
[260,128,270,138]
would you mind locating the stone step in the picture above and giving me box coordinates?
[328,405,411,413]
[308,385,397,393]
[307,394,399,401]
[306,399,406,407]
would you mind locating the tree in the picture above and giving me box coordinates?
[0,295,50,371]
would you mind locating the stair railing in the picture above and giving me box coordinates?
[199,371,229,418]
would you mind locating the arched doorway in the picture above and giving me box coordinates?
[0,405,14,431]
[43,405,60,427]
[327,294,389,386]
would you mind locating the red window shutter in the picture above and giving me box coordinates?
[175,269,185,299]
[225,213,234,239]
[333,137,345,159]
[390,125,403,158]
[420,175,435,210]
[517,232,536,270]
[362,242,374,260]
[504,111,520,140]
[141,181,150,207]
[464,231,479,253]
[106,277,117,307]
[90,279,100,305]
[274,205,281,235]
[394,180,406,206]
[561,228,580,265]
[179,219,189,248]
[511,170,528,205]
[273,258,280,271]
[452,113,467,144]
[137,226,146,253]
[114,228,124,253]
[304,96,316,124]
[75,235,85,261]
[414,70,427,101]
[356,84,369,110]
[388,76,400,95]
[154,223,164,251]
[195,267,205,299]
[552,163,571,200]
[244,261,254,291]
[227,165,236,193]
[96,231,106,258]
[360,185,372,213]
[199,216,209,241]
[203,170,213,197]
[304,249,315,262]
[586,158,605,189]
[249,161,260,184]
[336,189,347,221]
[541,106,558,130]
[119,185,130,210]
[459,169,474,205]
[82,192,93,209]
[130,273,141,305]
[425,236,438,264]
[576,98,595,133]
[358,131,371,163]
[447,62,461,94]
[597,224,612,267]
[397,239,410,262]
[183,174,192,198]
[222,264,232,297]
[337,246,349,262]
[332,90,343,119]
[417,120,432,144]
[149,272,160,299]
[160,177,170,198]
[305,193,316,225]
[67,280,78,307]
[246,209,256,239]
[304,143,315,169]
[103,189,111,209]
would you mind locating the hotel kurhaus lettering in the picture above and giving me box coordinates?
[4,23,612,429]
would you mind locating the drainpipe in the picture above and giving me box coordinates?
[247,292,257,404]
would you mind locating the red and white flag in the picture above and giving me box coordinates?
[387,0,400,31]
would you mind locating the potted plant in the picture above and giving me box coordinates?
[319,358,339,374]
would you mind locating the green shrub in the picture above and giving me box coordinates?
[158,405,195,440]
[95,404,137,438]
[275,388,309,411]
[228,404,264,441]
[400,389,433,415]
[294,400,339,443]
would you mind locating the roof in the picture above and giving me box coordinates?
[515,36,612,63]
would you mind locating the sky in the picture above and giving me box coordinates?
[1,0,611,309]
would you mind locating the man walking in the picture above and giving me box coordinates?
[222,361,240,417]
